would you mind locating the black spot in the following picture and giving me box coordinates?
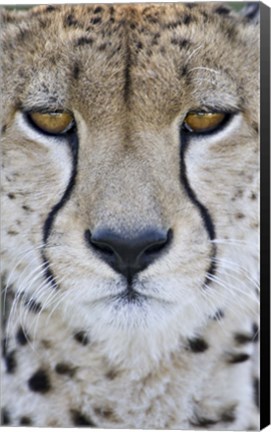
[136,41,143,50]
[7,193,15,199]
[227,353,250,364]
[186,3,196,9]
[1,124,7,134]
[188,337,209,353]
[105,369,119,380]
[215,6,231,15]
[145,15,158,24]
[183,14,192,25]
[181,65,188,77]
[45,5,56,13]
[252,123,259,134]
[130,23,136,29]
[28,369,51,393]
[64,14,79,27]
[211,309,224,320]
[250,192,257,200]
[94,6,103,14]
[151,32,160,45]
[20,416,32,425]
[190,416,218,427]
[1,408,10,425]
[5,350,17,373]
[7,230,19,236]
[71,409,96,426]
[98,43,107,51]
[164,20,183,30]
[75,36,94,47]
[171,37,191,49]
[16,326,28,345]
[22,205,33,212]
[234,332,253,345]
[94,406,118,422]
[220,405,236,423]
[252,323,259,342]
[73,63,80,80]
[253,377,259,408]
[25,298,42,314]
[55,362,76,377]
[90,17,101,25]
[74,331,89,345]
[235,212,245,219]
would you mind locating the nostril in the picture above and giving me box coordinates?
[144,229,173,255]
[92,243,115,256]
[84,230,115,256]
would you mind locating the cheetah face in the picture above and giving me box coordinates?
[1,4,259,355]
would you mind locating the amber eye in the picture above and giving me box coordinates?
[28,112,74,135]
[183,112,226,133]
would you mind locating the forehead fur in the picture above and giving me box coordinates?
[1,3,259,126]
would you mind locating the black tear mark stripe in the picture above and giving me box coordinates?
[180,134,215,240]
[43,132,78,243]
[180,133,217,283]
[41,132,79,289]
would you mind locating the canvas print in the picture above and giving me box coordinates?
[1,2,260,429]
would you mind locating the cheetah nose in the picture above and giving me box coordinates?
[85,228,173,280]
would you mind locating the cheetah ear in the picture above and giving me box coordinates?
[240,2,260,24]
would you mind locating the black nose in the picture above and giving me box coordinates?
[85,228,172,280]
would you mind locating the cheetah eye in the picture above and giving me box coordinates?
[27,111,75,135]
[182,112,227,134]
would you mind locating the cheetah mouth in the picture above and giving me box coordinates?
[116,286,146,304]
[110,281,173,306]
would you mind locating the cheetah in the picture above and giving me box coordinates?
[1,3,260,428]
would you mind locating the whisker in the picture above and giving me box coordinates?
[206,273,258,309]
[212,257,259,290]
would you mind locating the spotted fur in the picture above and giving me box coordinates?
[1,3,259,428]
